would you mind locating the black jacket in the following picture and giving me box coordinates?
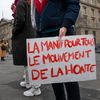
[12,0,35,65]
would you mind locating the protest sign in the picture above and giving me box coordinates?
[27,35,96,85]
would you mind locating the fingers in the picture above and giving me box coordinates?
[59,27,67,40]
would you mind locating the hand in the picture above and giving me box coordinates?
[59,27,67,40]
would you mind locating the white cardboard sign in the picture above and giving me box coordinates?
[27,35,96,85]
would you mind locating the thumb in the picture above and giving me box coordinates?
[59,27,67,40]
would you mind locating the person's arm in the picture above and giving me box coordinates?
[12,0,26,35]
[59,0,80,37]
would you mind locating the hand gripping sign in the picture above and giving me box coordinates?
[27,35,96,85]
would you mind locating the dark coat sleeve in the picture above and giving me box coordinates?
[62,0,80,29]
[12,0,26,35]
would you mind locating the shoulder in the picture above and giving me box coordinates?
[16,0,29,9]
[17,0,28,6]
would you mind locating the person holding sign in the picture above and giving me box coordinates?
[11,0,41,96]
[30,0,81,100]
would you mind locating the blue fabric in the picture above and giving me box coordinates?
[35,0,80,33]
